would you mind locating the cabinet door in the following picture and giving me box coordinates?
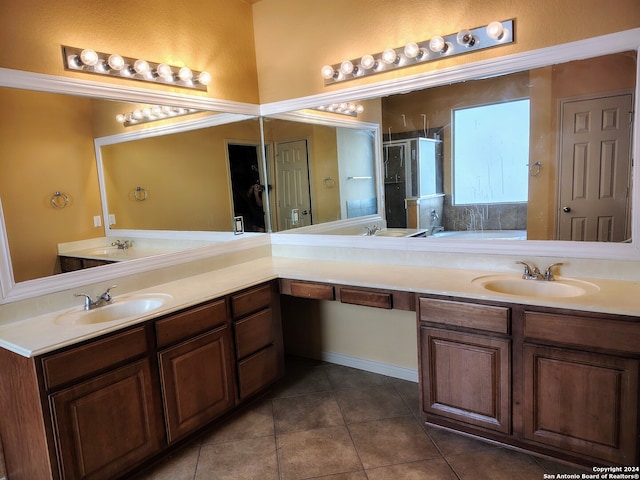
[159,325,235,443]
[523,344,638,465]
[420,326,511,433]
[49,359,164,480]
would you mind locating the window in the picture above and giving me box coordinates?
[453,99,530,205]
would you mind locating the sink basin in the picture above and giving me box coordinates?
[55,293,173,326]
[472,275,599,298]
[375,229,409,237]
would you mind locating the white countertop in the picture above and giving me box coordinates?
[1,256,638,358]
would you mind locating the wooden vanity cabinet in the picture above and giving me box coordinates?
[417,295,640,467]
[58,256,114,273]
[155,299,235,443]
[418,297,512,434]
[232,282,284,399]
[45,326,164,480]
[522,309,640,466]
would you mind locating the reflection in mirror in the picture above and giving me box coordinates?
[381,51,636,242]
[261,114,380,232]
[99,117,262,232]
[0,84,259,283]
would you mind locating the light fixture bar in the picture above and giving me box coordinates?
[62,46,211,91]
[313,102,364,117]
[115,105,200,127]
[321,19,514,85]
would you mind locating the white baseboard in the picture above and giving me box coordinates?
[318,351,418,383]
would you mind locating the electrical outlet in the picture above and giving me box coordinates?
[108,214,116,225]
[234,216,244,235]
[93,216,102,227]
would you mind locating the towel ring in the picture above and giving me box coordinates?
[322,177,336,188]
[133,186,148,201]
[50,191,70,209]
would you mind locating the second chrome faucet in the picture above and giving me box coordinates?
[75,285,117,310]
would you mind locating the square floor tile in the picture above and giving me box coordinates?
[135,445,200,480]
[324,364,391,390]
[447,447,547,480]
[277,426,362,480]
[335,385,411,423]
[200,398,274,444]
[196,436,278,480]
[349,416,440,469]
[366,458,459,480]
[273,391,344,433]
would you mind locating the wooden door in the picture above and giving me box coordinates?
[420,326,511,433]
[558,94,632,241]
[275,140,312,230]
[158,325,235,443]
[49,359,164,480]
[523,344,638,465]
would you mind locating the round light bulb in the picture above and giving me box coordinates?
[107,54,125,70]
[340,60,354,75]
[142,107,152,117]
[356,105,365,113]
[486,21,504,40]
[115,113,126,123]
[132,109,144,120]
[197,71,212,85]
[429,36,446,53]
[133,59,150,74]
[404,42,420,59]
[456,29,476,46]
[178,67,193,81]
[321,65,336,80]
[360,54,376,70]
[79,49,99,66]
[156,63,173,80]
[382,48,398,65]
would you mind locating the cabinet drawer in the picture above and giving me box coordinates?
[340,288,392,309]
[289,281,335,301]
[156,299,227,348]
[419,298,510,334]
[231,284,272,319]
[237,345,279,399]
[42,326,147,390]
[235,308,274,359]
[524,311,640,354]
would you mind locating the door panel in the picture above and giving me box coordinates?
[275,140,311,230]
[559,94,632,241]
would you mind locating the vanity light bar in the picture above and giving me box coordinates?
[62,46,212,91]
[313,102,364,117]
[115,105,200,127]
[321,19,514,85]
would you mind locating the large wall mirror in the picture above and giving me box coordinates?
[267,31,639,262]
[0,68,261,301]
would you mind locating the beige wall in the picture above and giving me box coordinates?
[253,0,640,103]
[0,0,260,104]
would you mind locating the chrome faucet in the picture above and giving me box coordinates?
[111,239,132,250]
[516,261,563,281]
[365,225,381,236]
[75,285,117,310]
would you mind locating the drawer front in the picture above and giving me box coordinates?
[289,281,335,301]
[340,288,392,309]
[419,298,510,334]
[231,284,272,319]
[156,299,227,349]
[524,311,640,354]
[235,308,274,359]
[237,345,279,399]
[42,326,147,391]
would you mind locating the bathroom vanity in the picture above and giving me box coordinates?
[0,280,283,480]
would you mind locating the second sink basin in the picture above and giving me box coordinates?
[472,275,599,298]
[55,293,173,326]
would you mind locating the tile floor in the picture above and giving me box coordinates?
[135,356,589,480]
[0,357,596,480]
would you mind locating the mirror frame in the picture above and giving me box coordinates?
[0,67,261,303]
[265,28,640,262]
